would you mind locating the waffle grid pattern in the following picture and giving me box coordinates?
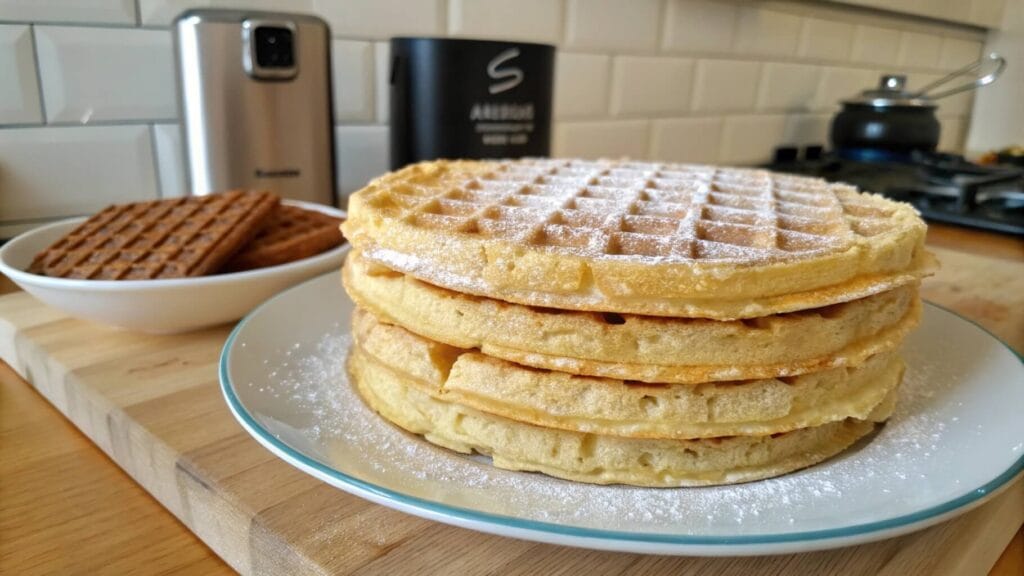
[28,191,278,279]
[378,159,897,262]
[224,205,344,271]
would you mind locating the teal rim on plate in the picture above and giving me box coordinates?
[219,273,1024,547]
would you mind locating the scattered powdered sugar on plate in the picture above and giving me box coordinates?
[245,326,968,537]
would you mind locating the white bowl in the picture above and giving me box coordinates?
[0,200,348,334]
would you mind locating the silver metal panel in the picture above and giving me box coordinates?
[174,10,336,205]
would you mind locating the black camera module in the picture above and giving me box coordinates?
[254,26,294,68]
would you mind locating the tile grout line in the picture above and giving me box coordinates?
[439,0,450,35]
[1,19,159,30]
[148,124,165,199]
[1,23,982,73]
[0,118,177,129]
[654,0,667,52]
[27,25,49,124]
[0,106,975,131]
[560,0,571,49]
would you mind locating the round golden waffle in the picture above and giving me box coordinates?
[342,159,934,319]
[349,346,893,487]
[352,308,903,440]
[344,250,920,383]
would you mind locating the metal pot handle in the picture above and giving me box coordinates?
[913,53,1006,100]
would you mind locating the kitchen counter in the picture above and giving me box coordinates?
[0,223,1021,576]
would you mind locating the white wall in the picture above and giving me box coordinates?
[0,0,990,235]
[966,0,1024,154]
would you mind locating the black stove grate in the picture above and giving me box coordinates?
[766,149,1024,236]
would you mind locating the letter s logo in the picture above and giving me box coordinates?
[487,48,524,95]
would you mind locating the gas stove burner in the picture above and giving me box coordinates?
[836,147,912,163]
[766,148,1024,236]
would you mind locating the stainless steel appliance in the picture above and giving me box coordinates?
[173,10,336,205]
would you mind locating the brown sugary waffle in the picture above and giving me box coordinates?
[28,191,278,279]
[342,159,934,319]
[222,204,344,272]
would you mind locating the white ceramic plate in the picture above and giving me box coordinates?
[0,201,346,334]
[220,273,1024,556]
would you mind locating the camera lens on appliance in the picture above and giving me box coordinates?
[254,26,294,68]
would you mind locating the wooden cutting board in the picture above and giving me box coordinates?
[1,244,1022,576]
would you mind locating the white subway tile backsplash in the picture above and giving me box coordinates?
[758,63,820,111]
[331,40,374,123]
[815,67,877,111]
[650,117,722,164]
[0,221,45,240]
[850,25,901,66]
[35,26,175,123]
[152,123,187,197]
[907,71,940,92]
[0,0,997,222]
[939,37,982,70]
[941,91,975,116]
[970,0,1008,28]
[909,72,974,114]
[898,31,942,69]
[719,115,787,164]
[554,120,649,159]
[938,115,966,152]
[335,125,389,199]
[317,0,441,39]
[784,114,831,146]
[662,0,736,54]
[798,17,852,62]
[733,8,801,57]
[691,59,760,112]
[0,125,158,220]
[565,0,661,52]
[554,52,610,118]
[0,0,135,25]
[138,0,315,26]
[0,25,42,124]
[933,0,972,23]
[374,41,390,124]
[611,56,694,116]
[449,0,562,44]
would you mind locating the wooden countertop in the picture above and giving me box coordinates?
[0,223,1021,575]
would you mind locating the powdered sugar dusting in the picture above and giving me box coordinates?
[245,320,987,538]
[364,158,910,269]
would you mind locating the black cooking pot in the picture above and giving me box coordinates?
[830,75,940,153]
[830,54,1006,157]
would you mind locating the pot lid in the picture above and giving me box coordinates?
[842,75,936,108]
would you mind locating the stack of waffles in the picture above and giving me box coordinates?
[341,159,935,487]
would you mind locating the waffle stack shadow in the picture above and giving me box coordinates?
[341,159,934,487]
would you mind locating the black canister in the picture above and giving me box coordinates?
[389,37,555,169]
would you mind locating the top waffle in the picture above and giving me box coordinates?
[343,159,933,319]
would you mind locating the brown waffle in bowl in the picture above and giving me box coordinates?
[28,191,279,279]
[221,204,345,272]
